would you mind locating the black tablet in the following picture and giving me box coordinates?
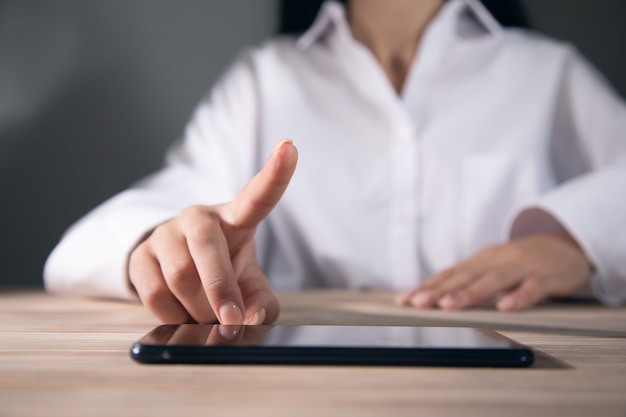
[130,324,534,367]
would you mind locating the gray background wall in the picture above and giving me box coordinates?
[0,1,624,287]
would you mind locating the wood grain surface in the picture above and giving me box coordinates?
[1,289,625,417]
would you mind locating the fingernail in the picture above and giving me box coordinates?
[219,302,244,325]
[218,324,241,341]
[273,139,293,153]
[439,292,465,310]
[410,290,436,308]
[246,308,266,325]
[497,297,516,312]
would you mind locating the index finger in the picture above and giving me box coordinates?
[221,139,298,229]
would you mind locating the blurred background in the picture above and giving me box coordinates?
[1,0,625,288]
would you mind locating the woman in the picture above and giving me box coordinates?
[45,0,626,324]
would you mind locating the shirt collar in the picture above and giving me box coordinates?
[296,1,350,50]
[296,0,502,50]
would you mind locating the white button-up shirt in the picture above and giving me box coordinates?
[45,0,626,305]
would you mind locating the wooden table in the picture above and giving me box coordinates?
[1,289,625,417]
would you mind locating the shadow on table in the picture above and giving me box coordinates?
[530,350,571,369]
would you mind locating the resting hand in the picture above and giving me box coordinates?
[128,140,298,325]
[396,233,593,312]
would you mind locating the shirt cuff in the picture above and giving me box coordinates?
[508,168,626,306]
[44,194,175,301]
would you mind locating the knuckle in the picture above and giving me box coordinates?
[128,244,153,284]
[203,273,236,301]
[183,214,222,244]
[139,282,171,309]
[524,275,543,289]
[481,271,504,288]
[149,222,173,241]
[438,267,457,279]
[180,204,208,220]
[163,259,196,288]
[428,267,456,286]
[469,273,507,302]
[129,243,149,269]
[522,275,548,298]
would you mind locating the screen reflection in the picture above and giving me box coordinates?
[142,325,514,349]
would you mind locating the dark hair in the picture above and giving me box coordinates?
[278,0,531,34]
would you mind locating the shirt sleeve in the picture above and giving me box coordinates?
[509,47,626,306]
[43,49,262,300]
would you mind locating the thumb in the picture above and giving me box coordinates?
[221,139,298,229]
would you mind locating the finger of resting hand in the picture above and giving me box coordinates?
[417,245,530,310]
[497,275,549,312]
[397,287,438,309]
[408,268,479,308]
[397,269,457,308]
[154,231,217,324]
[418,253,492,293]
[439,269,523,310]
[129,246,191,324]
[395,268,454,308]
[183,217,245,325]
[433,269,481,297]
[222,139,298,229]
